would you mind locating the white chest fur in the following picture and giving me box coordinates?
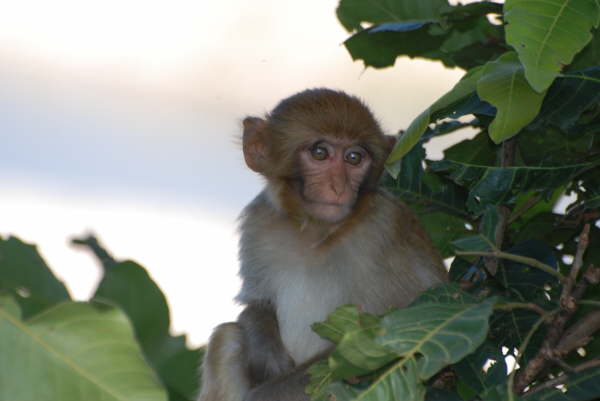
[272,264,347,364]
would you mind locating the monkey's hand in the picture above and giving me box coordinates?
[238,302,296,385]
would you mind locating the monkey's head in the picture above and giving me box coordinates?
[243,88,394,223]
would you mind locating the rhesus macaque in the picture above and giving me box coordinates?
[198,89,447,401]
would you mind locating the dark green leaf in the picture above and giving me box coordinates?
[94,260,170,356]
[336,0,448,32]
[454,341,507,394]
[430,159,595,211]
[451,235,493,252]
[444,132,498,166]
[385,142,470,222]
[481,205,502,244]
[533,66,600,130]
[0,235,70,318]
[568,30,600,71]
[419,212,473,258]
[94,261,200,401]
[344,24,446,69]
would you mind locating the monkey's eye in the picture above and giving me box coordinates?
[345,151,363,165]
[311,145,329,161]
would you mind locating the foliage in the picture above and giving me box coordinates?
[1,1,600,401]
[0,235,202,401]
[305,0,600,400]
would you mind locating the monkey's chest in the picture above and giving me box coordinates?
[273,266,348,364]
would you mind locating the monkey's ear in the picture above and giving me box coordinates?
[243,117,268,173]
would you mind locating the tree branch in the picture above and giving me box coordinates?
[455,250,563,280]
[514,224,593,393]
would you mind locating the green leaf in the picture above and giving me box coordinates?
[0,235,70,318]
[377,297,497,380]
[443,132,497,166]
[477,52,546,143]
[312,306,392,379]
[497,239,559,302]
[336,0,448,32]
[504,0,600,92]
[153,338,204,401]
[94,260,200,401]
[387,108,432,169]
[411,283,479,305]
[0,296,167,401]
[312,305,380,345]
[325,358,426,401]
[419,212,473,258]
[384,143,470,219]
[568,30,600,71]
[452,235,493,252]
[534,66,600,130]
[454,341,507,394]
[430,159,595,212]
[344,24,446,69]
[94,261,170,355]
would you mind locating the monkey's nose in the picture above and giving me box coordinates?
[330,176,346,197]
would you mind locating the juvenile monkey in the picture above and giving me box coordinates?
[199,89,447,401]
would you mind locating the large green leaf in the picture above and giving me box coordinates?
[476,52,546,143]
[336,0,448,31]
[318,299,496,401]
[0,235,70,318]
[0,296,167,401]
[377,297,497,380]
[504,0,600,92]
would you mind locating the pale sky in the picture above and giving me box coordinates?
[0,0,466,346]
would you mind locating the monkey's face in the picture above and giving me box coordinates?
[297,138,371,223]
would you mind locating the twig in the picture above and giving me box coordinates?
[574,357,600,372]
[523,358,600,397]
[494,302,548,316]
[509,311,557,399]
[555,309,600,357]
[579,300,600,307]
[71,234,118,271]
[514,224,593,392]
[561,224,590,301]
[456,250,563,280]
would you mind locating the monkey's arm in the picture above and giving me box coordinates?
[238,302,296,385]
